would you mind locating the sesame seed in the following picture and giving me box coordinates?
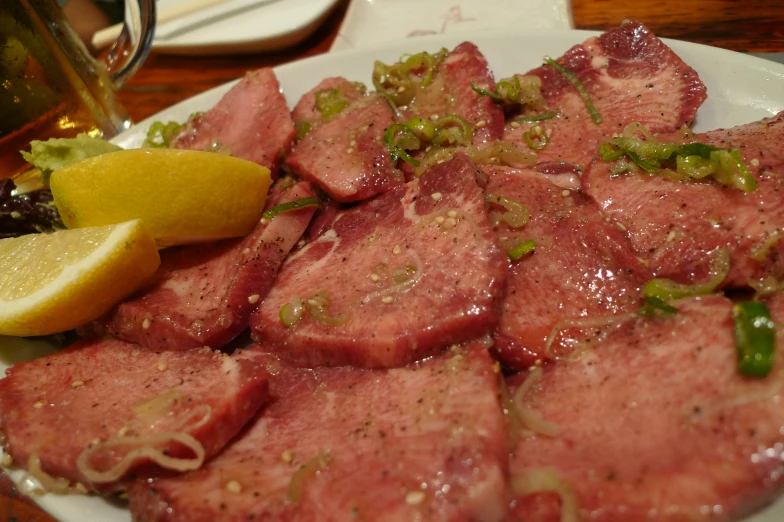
[142,319,151,330]
[562,190,570,197]
[616,222,627,231]
[71,380,85,389]
[1,453,12,467]
[131,350,140,356]
[392,244,402,255]
[510,121,521,128]
[435,216,445,224]
[382,296,394,304]
[406,491,426,505]
[298,239,306,246]
[475,120,486,129]
[248,294,260,304]
[443,218,457,229]
[346,148,354,154]
[242,248,251,255]
[397,86,406,93]
[545,128,552,137]
[33,400,46,409]
[751,158,760,167]
[260,218,269,225]
[350,140,357,147]
[431,192,442,201]
[225,480,242,494]
[370,273,381,282]
[281,450,294,463]
[158,362,168,372]
[118,426,129,437]
[430,114,439,121]
[74,482,88,493]
[447,210,457,218]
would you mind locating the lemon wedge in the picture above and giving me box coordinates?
[0,220,160,337]
[50,148,272,247]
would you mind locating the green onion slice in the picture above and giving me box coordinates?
[314,88,349,120]
[523,127,549,151]
[638,296,678,317]
[263,197,321,220]
[544,56,602,125]
[433,115,473,147]
[384,124,421,167]
[405,117,436,142]
[306,293,349,326]
[733,301,776,377]
[508,240,536,261]
[143,121,182,149]
[643,248,730,300]
[294,121,311,140]
[280,297,304,328]
[599,126,756,193]
[485,194,530,229]
[515,110,558,123]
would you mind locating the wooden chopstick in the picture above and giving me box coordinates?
[91,0,234,49]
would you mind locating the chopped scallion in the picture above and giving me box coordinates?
[508,240,536,261]
[515,110,558,123]
[314,88,349,120]
[643,248,730,300]
[638,296,678,317]
[544,56,602,125]
[485,194,530,229]
[263,197,321,220]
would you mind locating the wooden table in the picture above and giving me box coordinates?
[3,0,784,520]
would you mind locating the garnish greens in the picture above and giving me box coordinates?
[733,301,775,377]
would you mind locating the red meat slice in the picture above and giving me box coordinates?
[402,42,505,146]
[484,166,650,369]
[128,344,508,522]
[508,295,784,521]
[171,68,295,177]
[95,181,317,351]
[285,93,402,202]
[250,154,506,368]
[291,77,366,131]
[582,112,784,289]
[0,338,269,491]
[503,20,706,170]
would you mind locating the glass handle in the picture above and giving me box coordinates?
[103,0,156,88]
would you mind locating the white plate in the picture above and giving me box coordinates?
[3,29,784,522]
[148,0,341,55]
[330,0,574,52]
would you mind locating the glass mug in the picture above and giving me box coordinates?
[0,0,156,178]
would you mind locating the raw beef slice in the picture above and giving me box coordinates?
[508,294,784,521]
[172,68,295,176]
[96,181,317,351]
[0,338,269,491]
[483,166,650,369]
[504,20,707,170]
[582,111,784,289]
[251,154,506,368]
[128,344,508,522]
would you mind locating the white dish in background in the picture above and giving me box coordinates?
[330,0,574,51]
[3,29,784,522]
[147,0,342,55]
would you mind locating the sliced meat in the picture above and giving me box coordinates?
[285,92,401,202]
[171,68,295,176]
[95,181,317,351]
[508,294,784,521]
[582,112,784,289]
[0,338,269,491]
[128,344,508,522]
[291,77,366,131]
[484,166,650,369]
[251,154,506,368]
[403,42,504,145]
[504,20,707,170]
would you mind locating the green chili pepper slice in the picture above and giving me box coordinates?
[733,301,776,377]
[523,128,549,151]
[544,56,602,125]
[294,121,311,140]
[263,197,321,220]
[144,121,182,148]
[508,240,536,261]
[405,117,436,142]
[485,194,530,228]
[280,296,304,328]
[433,115,473,147]
[384,124,421,167]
